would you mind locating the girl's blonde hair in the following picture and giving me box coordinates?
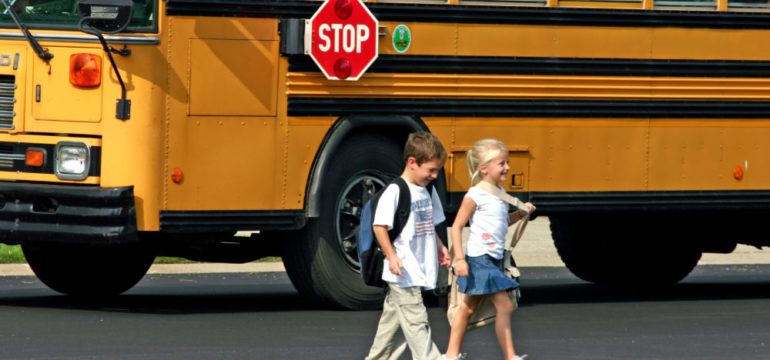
[467,138,508,185]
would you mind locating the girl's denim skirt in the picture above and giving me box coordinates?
[456,254,519,296]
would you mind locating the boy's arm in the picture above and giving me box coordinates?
[429,189,450,267]
[374,225,403,277]
[435,222,450,267]
[436,222,452,266]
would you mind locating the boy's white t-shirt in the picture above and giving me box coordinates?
[465,185,509,260]
[373,179,445,290]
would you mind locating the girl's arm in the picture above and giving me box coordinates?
[450,196,477,277]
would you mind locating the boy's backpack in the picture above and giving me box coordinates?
[356,177,411,288]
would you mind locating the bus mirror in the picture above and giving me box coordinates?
[76,0,133,35]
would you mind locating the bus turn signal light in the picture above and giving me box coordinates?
[70,54,101,87]
[25,148,45,167]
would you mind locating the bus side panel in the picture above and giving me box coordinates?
[100,45,168,231]
[649,120,770,191]
[450,118,650,192]
[165,17,298,211]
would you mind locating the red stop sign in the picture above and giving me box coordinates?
[306,0,379,81]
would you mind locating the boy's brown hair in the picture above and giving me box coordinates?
[403,131,447,165]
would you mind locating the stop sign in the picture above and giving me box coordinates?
[305,0,379,81]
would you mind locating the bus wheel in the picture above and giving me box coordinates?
[22,243,155,296]
[283,135,403,310]
[550,216,609,283]
[550,216,701,285]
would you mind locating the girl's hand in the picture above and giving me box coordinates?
[525,202,536,213]
[454,259,469,277]
[509,202,536,224]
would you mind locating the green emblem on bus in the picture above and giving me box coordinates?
[392,24,411,54]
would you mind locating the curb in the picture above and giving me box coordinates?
[0,262,287,277]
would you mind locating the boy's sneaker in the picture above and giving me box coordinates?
[511,355,528,360]
[441,354,467,360]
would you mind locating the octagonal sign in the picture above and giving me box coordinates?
[305,0,379,81]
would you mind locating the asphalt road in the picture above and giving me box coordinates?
[1,265,769,360]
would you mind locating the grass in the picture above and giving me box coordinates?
[0,244,25,263]
[0,244,281,264]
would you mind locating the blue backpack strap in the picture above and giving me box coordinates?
[389,177,411,240]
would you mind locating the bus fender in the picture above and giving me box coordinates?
[305,115,427,218]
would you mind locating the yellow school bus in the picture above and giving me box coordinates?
[1,0,769,309]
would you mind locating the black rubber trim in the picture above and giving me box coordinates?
[288,98,770,118]
[445,190,770,215]
[160,210,307,232]
[0,183,137,245]
[166,0,770,29]
[288,55,770,78]
[530,190,770,214]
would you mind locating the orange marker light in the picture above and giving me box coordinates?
[70,54,102,87]
[171,168,184,184]
[733,165,744,180]
[25,148,45,167]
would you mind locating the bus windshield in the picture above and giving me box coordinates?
[0,0,155,32]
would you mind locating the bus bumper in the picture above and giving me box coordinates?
[0,182,137,245]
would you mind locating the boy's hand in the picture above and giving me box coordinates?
[438,245,450,267]
[387,255,403,277]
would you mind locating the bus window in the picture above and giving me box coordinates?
[654,0,717,9]
[728,0,770,9]
[377,0,448,3]
[460,0,547,5]
[558,0,643,9]
[0,0,156,32]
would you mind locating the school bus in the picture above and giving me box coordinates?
[0,0,769,309]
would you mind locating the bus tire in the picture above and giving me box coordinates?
[22,243,155,297]
[283,134,403,310]
[551,216,701,285]
[550,216,610,283]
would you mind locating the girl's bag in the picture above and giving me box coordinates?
[446,182,530,330]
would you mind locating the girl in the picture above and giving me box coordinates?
[444,139,534,360]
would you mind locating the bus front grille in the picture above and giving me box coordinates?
[0,75,16,129]
[0,145,12,168]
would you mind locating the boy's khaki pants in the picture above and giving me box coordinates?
[365,284,441,360]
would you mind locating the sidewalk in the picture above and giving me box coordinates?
[2,217,769,276]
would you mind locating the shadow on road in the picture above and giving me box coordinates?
[1,265,769,314]
[0,272,322,314]
[516,264,770,306]
[518,281,770,306]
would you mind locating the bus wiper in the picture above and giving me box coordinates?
[0,0,53,61]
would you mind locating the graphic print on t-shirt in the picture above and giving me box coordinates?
[412,197,434,243]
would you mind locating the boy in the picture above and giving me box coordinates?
[365,131,451,360]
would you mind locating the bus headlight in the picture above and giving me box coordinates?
[55,142,90,180]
